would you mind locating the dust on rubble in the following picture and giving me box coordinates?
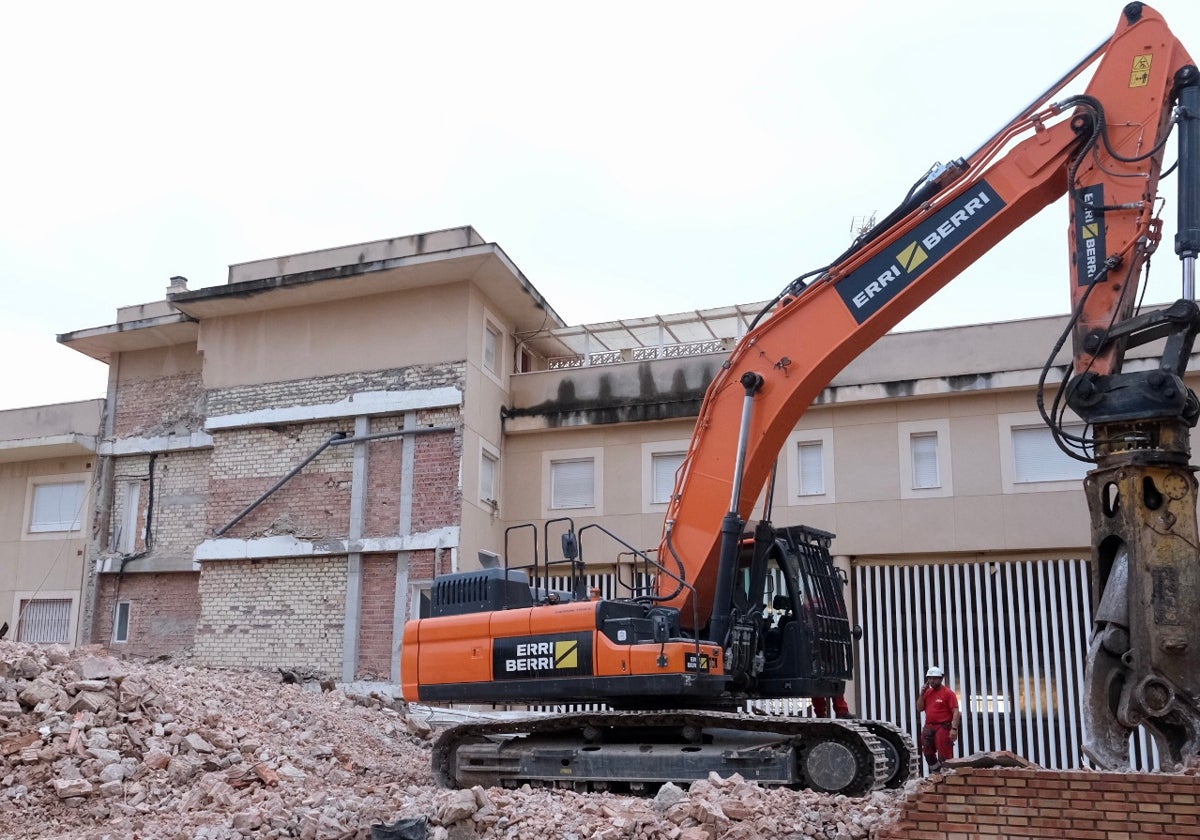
[0,641,913,839]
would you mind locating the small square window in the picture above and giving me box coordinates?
[651,452,686,504]
[551,458,595,509]
[1012,424,1089,483]
[30,481,86,533]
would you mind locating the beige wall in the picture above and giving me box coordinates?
[196,283,472,388]
[116,343,203,382]
[492,345,1135,571]
[0,399,100,645]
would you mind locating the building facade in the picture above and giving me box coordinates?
[39,226,1195,769]
[0,399,102,646]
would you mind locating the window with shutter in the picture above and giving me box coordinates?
[910,432,940,489]
[30,481,86,533]
[483,323,500,374]
[1013,424,1089,483]
[797,441,825,496]
[651,452,685,504]
[17,598,72,643]
[481,450,499,503]
[551,458,595,509]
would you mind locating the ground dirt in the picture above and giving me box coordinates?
[0,641,914,839]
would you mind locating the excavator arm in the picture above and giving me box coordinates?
[657,3,1200,768]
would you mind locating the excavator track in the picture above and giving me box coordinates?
[432,710,915,796]
[857,719,920,789]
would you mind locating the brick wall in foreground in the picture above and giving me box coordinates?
[877,767,1200,839]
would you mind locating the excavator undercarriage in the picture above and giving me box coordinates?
[433,710,916,796]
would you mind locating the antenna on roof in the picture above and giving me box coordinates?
[849,214,877,242]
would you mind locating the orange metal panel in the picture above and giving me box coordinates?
[414,613,493,687]
[400,619,420,700]
[526,601,598,635]
[488,608,532,639]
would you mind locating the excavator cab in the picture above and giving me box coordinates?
[726,523,856,700]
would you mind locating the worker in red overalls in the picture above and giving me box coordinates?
[811,694,851,718]
[917,665,961,772]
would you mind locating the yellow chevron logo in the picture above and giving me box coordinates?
[897,242,928,273]
[555,640,578,669]
[1083,223,1099,239]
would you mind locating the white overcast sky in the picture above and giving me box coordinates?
[5,1,1200,411]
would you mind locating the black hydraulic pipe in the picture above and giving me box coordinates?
[214,432,348,536]
[1175,66,1200,298]
[708,372,763,648]
[212,423,457,538]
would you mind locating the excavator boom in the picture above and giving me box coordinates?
[660,3,1197,632]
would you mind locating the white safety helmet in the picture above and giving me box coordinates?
[925,666,944,678]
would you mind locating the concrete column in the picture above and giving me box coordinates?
[394,412,418,684]
[341,416,369,683]
[392,553,410,683]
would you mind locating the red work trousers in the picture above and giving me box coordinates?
[812,695,850,718]
[921,722,955,763]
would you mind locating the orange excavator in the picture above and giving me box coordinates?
[403,3,1200,793]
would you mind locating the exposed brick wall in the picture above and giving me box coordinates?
[356,554,397,679]
[876,768,1200,839]
[99,362,465,669]
[113,371,206,438]
[109,450,212,563]
[92,571,200,657]
[193,557,347,673]
[207,422,353,537]
[205,364,464,417]
[408,548,452,581]
[412,431,461,532]
[365,418,403,538]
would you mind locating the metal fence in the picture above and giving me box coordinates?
[17,598,72,644]
[853,557,1159,771]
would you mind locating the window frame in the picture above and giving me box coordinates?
[12,591,78,645]
[784,428,835,504]
[898,420,953,499]
[999,411,1090,493]
[118,480,142,554]
[113,601,132,643]
[480,442,500,508]
[480,309,504,386]
[641,440,690,512]
[542,447,603,516]
[24,474,89,540]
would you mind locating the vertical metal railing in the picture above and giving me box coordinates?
[852,557,1157,771]
[17,598,71,643]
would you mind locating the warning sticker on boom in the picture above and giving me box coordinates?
[1130,54,1152,88]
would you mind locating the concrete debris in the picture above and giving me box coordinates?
[0,640,913,839]
[943,750,1039,770]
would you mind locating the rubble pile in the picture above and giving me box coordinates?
[0,641,910,839]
